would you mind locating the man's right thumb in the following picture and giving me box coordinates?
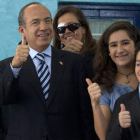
[120,104,126,112]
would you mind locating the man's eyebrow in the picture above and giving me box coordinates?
[45,17,51,19]
[30,19,39,23]
[30,17,52,23]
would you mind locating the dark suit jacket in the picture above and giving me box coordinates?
[82,54,99,140]
[0,47,95,140]
[106,88,140,140]
[83,54,94,79]
[0,105,13,140]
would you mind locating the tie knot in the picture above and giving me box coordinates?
[35,53,45,62]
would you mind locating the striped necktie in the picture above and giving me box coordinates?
[35,53,50,103]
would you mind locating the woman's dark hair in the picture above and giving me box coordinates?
[92,21,140,92]
[53,5,97,55]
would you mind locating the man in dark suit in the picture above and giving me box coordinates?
[106,89,140,140]
[106,45,140,140]
[0,2,95,140]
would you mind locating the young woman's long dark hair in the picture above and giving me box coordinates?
[93,21,140,92]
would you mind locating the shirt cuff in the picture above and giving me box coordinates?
[10,64,21,78]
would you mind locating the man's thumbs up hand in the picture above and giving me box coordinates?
[11,36,29,68]
[119,104,131,128]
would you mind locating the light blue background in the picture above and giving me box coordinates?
[0,0,140,60]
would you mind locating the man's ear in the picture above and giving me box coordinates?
[18,26,26,37]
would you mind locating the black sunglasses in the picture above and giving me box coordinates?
[57,23,81,34]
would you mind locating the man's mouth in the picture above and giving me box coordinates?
[38,33,49,37]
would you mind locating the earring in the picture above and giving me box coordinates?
[60,42,64,49]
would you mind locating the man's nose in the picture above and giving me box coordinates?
[39,21,48,30]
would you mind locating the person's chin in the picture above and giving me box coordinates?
[40,42,50,48]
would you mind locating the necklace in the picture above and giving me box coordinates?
[117,71,134,84]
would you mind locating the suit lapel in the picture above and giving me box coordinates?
[128,88,140,125]
[22,56,47,108]
[46,47,66,109]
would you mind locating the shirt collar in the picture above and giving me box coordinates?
[29,45,52,59]
[138,83,140,99]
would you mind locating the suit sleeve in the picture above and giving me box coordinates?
[78,57,99,140]
[0,60,19,105]
[106,97,128,140]
[0,107,5,140]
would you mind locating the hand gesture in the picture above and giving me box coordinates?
[86,78,101,106]
[62,32,83,53]
[119,104,131,128]
[11,36,29,68]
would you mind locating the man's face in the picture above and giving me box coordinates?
[20,4,53,52]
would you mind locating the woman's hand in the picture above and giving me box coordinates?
[86,78,102,106]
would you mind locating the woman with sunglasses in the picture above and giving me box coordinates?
[86,21,140,140]
[53,5,97,79]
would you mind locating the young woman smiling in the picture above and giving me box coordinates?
[86,21,140,140]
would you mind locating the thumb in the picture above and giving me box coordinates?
[22,36,27,45]
[120,104,126,112]
[86,78,92,86]
[74,31,78,40]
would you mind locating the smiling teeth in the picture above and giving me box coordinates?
[117,54,127,58]
[39,34,47,37]
[66,36,74,40]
